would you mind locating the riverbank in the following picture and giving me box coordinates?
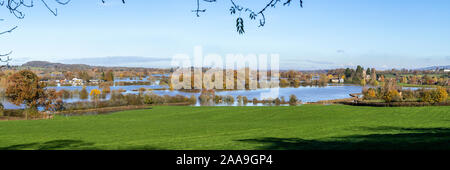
[0,102,192,121]
[1,85,363,109]
[340,101,450,107]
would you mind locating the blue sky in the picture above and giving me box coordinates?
[1,0,450,70]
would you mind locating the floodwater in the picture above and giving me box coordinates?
[1,84,363,109]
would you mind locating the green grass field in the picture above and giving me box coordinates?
[0,105,449,150]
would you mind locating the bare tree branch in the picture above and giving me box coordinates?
[0,51,12,57]
[0,0,73,19]
[0,18,16,63]
[101,0,125,4]
[0,0,301,66]
[196,0,303,34]
[0,23,17,36]
[0,51,12,66]
[0,0,74,64]
[192,0,216,17]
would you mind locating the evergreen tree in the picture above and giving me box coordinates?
[101,72,106,81]
[344,68,353,80]
[353,65,364,84]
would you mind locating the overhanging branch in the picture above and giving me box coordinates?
[195,0,303,34]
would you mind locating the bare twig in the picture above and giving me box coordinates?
[196,0,303,34]
[192,0,216,17]
[0,51,12,57]
[101,0,125,4]
[0,25,17,35]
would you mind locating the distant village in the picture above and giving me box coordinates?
[0,61,448,89]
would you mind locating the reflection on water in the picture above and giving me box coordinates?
[1,97,25,110]
[47,84,166,92]
[0,84,366,109]
[144,85,363,104]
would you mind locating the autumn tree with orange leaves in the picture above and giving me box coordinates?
[5,70,45,109]
[5,70,65,118]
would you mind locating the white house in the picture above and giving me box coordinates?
[330,79,339,83]
[72,78,84,86]
[330,78,345,83]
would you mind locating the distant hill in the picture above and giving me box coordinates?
[22,61,91,70]
[21,61,450,71]
[20,61,164,71]
[416,65,450,71]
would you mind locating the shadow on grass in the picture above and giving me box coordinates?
[0,140,97,150]
[0,140,163,150]
[3,127,449,150]
[237,127,450,150]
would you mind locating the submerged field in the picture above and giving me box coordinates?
[0,105,449,150]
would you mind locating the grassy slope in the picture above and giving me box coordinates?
[0,105,449,150]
